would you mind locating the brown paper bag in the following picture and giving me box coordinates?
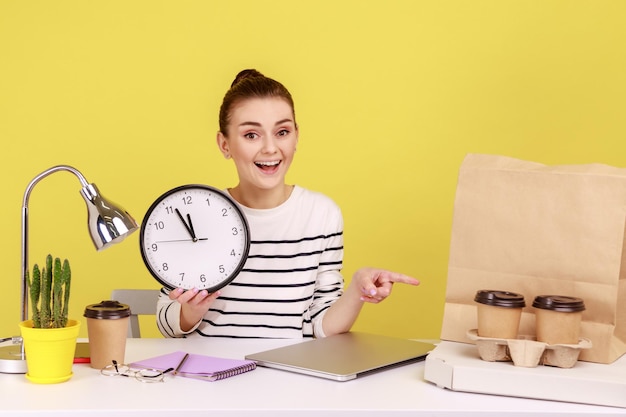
[440,154,626,363]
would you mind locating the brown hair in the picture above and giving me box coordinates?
[218,69,296,136]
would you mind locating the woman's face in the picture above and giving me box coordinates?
[217,97,298,196]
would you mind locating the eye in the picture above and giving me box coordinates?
[243,132,258,140]
[276,129,290,137]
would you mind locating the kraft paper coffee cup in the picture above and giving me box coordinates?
[532,295,585,345]
[84,300,131,369]
[475,290,526,339]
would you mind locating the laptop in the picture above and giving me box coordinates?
[245,332,435,381]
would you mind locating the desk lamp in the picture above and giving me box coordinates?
[0,165,139,374]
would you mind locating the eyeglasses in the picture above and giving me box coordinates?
[101,360,173,383]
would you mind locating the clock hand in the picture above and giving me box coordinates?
[186,213,199,242]
[175,208,197,241]
[155,238,208,243]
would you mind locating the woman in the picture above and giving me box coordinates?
[157,69,419,339]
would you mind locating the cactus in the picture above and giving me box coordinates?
[40,255,52,328]
[61,259,71,328]
[26,266,41,328]
[26,254,72,329]
[52,257,63,328]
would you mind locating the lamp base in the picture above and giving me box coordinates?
[0,340,27,374]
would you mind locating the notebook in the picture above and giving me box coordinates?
[245,332,435,381]
[131,351,256,381]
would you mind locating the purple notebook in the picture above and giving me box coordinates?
[131,351,256,381]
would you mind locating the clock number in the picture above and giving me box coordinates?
[200,274,206,283]
[219,265,225,274]
[151,243,158,252]
[205,198,211,206]
[182,195,192,205]
[165,206,174,214]
[162,263,169,271]
[221,208,228,217]
[154,221,165,230]
[230,249,236,257]
[179,272,184,280]
[232,227,238,236]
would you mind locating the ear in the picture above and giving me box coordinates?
[216,131,231,159]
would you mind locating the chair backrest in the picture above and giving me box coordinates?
[110,289,160,338]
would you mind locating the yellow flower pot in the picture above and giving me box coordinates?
[19,319,80,384]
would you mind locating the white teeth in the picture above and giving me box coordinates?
[256,161,280,167]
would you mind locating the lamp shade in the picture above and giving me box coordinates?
[81,183,138,250]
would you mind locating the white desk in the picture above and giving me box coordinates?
[0,338,623,416]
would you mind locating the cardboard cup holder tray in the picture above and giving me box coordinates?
[466,329,592,368]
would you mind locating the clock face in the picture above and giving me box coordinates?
[139,184,250,292]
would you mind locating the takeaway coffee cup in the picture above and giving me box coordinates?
[532,295,585,345]
[474,290,526,339]
[84,300,131,369]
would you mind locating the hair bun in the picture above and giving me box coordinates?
[219,68,295,134]
[231,69,264,88]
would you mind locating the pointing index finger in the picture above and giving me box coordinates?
[384,271,420,286]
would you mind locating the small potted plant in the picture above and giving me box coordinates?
[19,254,81,384]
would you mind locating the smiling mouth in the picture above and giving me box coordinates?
[255,160,281,172]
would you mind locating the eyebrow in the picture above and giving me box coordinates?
[238,119,294,128]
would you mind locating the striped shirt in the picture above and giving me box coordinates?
[156,186,344,339]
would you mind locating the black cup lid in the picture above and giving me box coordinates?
[84,300,131,319]
[474,290,526,308]
[532,295,585,312]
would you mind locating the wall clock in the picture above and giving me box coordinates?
[139,184,250,292]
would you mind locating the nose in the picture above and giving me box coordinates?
[261,136,278,153]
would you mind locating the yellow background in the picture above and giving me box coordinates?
[1,1,625,339]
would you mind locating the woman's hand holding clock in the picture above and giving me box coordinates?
[169,286,221,332]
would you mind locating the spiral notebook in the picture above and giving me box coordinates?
[131,351,256,381]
